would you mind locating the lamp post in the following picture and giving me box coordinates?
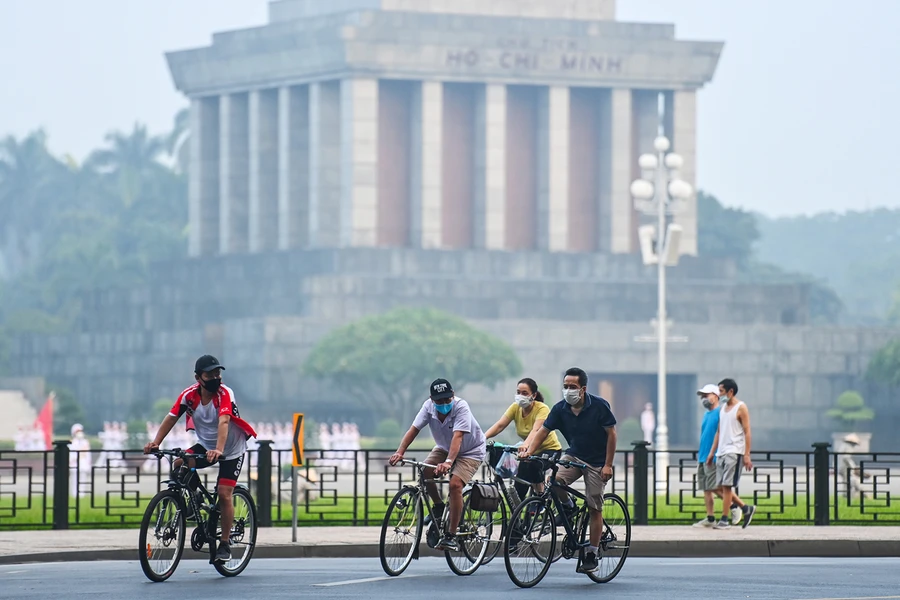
[630,135,693,490]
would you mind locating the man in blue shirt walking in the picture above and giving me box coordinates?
[693,384,743,527]
[520,367,617,574]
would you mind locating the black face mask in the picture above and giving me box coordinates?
[201,378,222,394]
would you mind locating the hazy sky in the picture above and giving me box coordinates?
[2,0,898,217]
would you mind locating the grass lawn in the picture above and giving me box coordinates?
[2,492,898,529]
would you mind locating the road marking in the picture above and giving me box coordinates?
[1,570,26,575]
[312,574,424,587]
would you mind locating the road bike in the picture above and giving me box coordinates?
[503,454,631,588]
[139,448,258,582]
[379,458,492,577]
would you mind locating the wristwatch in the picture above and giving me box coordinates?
[444,459,453,464]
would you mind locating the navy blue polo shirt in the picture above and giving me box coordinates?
[542,393,617,467]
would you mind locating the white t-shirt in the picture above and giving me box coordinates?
[192,400,247,460]
[412,397,486,461]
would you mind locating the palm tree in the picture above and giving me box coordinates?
[0,130,68,276]
[87,123,166,208]
[167,107,190,175]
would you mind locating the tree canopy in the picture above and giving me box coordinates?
[0,119,187,335]
[697,191,845,324]
[302,307,522,423]
[866,338,900,389]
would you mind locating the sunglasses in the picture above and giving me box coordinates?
[432,396,453,405]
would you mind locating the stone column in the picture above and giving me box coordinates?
[340,78,379,247]
[537,86,570,251]
[188,96,220,257]
[248,89,279,253]
[308,81,341,247]
[671,89,698,256]
[608,88,633,254]
[277,85,310,250]
[474,83,506,250]
[410,81,443,248]
[219,93,250,254]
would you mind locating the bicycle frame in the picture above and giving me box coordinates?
[398,459,453,540]
[157,450,224,565]
[523,456,595,551]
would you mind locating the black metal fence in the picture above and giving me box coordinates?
[1,441,897,529]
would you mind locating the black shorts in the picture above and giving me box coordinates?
[518,450,561,484]
[185,443,244,488]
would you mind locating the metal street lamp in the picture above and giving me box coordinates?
[630,135,693,490]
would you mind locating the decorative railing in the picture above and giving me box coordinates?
[1,441,896,529]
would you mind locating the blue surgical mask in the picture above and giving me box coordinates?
[719,394,728,402]
[435,400,454,415]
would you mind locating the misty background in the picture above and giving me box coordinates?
[0,0,898,438]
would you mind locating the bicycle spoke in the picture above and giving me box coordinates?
[504,498,555,588]
[380,487,422,576]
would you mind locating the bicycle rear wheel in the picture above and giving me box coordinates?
[445,489,489,575]
[503,497,556,588]
[479,494,507,565]
[380,486,423,576]
[139,489,186,582]
[214,488,258,577]
[582,493,631,583]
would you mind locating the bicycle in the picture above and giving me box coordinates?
[139,448,258,582]
[502,454,631,588]
[379,458,492,577]
[480,442,561,565]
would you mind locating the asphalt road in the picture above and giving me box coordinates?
[1,557,898,600]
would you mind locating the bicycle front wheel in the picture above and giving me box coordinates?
[503,497,556,588]
[214,487,258,577]
[445,489,489,575]
[480,496,507,565]
[583,492,631,583]
[139,489,186,582]
[380,486,423,576]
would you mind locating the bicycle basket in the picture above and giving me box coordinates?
[469,483,502,512]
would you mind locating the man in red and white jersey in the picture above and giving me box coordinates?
[144,355,257,563]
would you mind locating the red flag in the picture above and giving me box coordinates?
[33,392,55,450]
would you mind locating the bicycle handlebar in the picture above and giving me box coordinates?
[396,458,439,470]
[519,454,588,471]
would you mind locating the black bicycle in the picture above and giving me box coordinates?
[502,454,631,588]
[379,458,491,577]
[480,443,559,565]
[139,448,258,582]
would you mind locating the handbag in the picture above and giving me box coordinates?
[469,483,502,512]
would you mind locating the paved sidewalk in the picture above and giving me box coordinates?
[2,526,899,564]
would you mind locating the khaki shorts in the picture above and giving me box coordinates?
[697,462,718,492]
[555,454,607,511]
[425,447,481,484]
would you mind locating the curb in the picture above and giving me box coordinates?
[3,540,898,565]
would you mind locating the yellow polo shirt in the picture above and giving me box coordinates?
[503,402,562,452]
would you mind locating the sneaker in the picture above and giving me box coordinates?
[214,541,231,563]
[437,535,460,552]
[693,518,715,528]
[713,518,731,530]
[731,506,743,525]
[577,551,599,573]
[741,505,756,529]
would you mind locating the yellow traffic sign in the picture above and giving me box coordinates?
[292,413,305,466]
